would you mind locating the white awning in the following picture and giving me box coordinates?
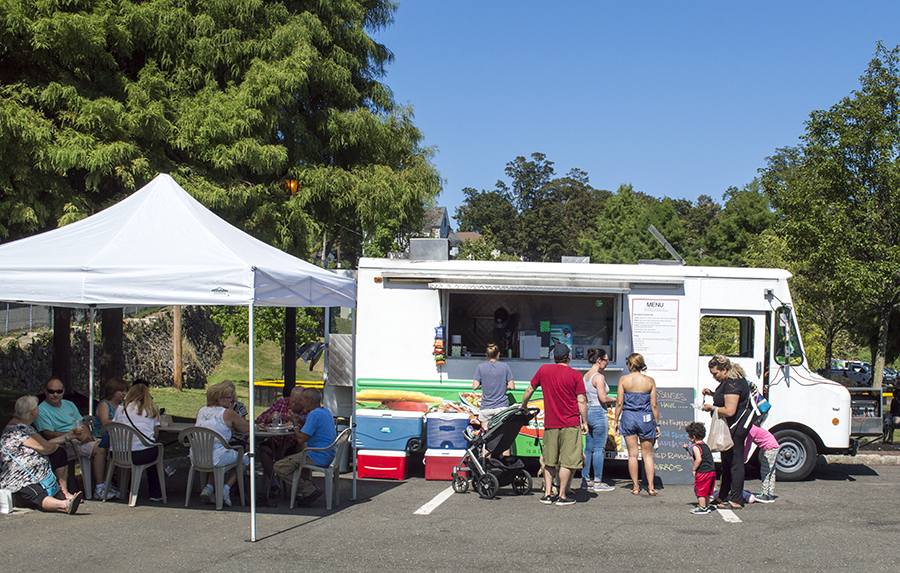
[427,282,631,293]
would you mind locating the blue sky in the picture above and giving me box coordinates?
[372,1,900,227]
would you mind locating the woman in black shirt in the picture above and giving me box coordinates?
[702,355,752,509]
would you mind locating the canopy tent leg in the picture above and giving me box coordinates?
[88,307,96,417]
[248,303,257,542]
[351,306,358,501]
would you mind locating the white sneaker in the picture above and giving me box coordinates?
[95,484,120,499]
[593,482,615,492]
[580,480,595,490]
[199,486,214,504]
[222,488,232,507]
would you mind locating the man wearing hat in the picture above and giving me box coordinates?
[520,344,588,506]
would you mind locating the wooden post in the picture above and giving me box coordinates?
[173,305,182,390]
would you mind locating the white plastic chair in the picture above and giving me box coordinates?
[76,415,101,500]
[178,426,245,510]
[288,428,351,510]
[99,422,167,507]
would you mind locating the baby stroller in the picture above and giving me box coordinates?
[451,405,540,499]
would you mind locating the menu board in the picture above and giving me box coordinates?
[631,299,679,370]
[653,387,695,485]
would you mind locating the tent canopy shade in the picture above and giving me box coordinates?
[0,174,356,309]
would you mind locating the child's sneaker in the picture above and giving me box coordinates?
[593,482,615,492]
[691,504,714,514]
[222,488,232,508]
[580,480,595,490]
[200,485,214,504]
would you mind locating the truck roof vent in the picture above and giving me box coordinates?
[561,256,590,264]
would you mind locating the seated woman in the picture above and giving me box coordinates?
[113,383,164,502]
[0,395,83,514]
[193,382,250,508]
[221,380,249,448]
[94,376,128,498]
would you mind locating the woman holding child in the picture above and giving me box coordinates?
[702,355,752,510]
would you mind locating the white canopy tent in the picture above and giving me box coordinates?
[0,173,356,540]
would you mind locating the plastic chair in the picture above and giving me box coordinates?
[288,428,351,510]
[77,415,101,500]
[178,426,245,510]
[99,422,167,507]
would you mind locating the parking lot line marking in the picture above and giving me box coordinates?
[717,508,742,523]
[414,486,455,515]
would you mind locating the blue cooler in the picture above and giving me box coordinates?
[355,409,425,451]
[425,412,470,449]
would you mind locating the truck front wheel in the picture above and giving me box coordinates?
[773,429,817,481]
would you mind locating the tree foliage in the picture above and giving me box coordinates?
[0,0,440,265]
[454,153,609,262]
[700,180,775,267]
[761,43,900,386]
[579,184,685,264]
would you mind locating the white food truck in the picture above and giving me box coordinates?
[354,248,857,481]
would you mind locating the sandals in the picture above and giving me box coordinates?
[631,488,641,495]
[715,502,742,510]
[648,489,658,496]
[67,491,84,515]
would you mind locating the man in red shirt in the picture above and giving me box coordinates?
[520,344,588,506]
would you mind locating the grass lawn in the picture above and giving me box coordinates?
[156,338,324,421]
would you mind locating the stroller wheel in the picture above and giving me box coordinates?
[511,469,533,495]
[478,473,499,499]
[452,473,469,494]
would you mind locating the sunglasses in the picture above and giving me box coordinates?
[47,389,64,395]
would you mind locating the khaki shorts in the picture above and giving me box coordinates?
[478,407,506,427]
[64,439,98,459]
[542,426,584,470]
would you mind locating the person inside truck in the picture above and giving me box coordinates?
[492,307,518,357]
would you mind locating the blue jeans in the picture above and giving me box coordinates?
[583,406,608,482]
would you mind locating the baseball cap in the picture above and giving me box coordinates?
[553,344,570,359]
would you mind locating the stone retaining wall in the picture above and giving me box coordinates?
[0,306,223,395]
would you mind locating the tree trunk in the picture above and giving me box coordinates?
[283,308,296,398]
[875,301,893,389]
[51,307,71,388]
[100,308,124,386]
[823,329,835,379]
[173,305,183,391]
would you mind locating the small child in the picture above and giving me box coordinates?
[744,424,780,503]
[685,422,716,514]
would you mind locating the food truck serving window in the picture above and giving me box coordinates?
[446,291,616,360]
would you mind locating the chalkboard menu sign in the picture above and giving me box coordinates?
[654,387,695,485]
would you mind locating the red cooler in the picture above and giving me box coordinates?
[357,449,409,480]
[424,448,467,480]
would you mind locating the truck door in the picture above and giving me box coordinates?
[698,311,766,390]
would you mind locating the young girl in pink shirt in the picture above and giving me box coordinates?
[744,424,780,503]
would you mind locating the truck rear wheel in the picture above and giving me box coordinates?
[773,429,817,481]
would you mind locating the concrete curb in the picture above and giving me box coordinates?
[822,453,900,465]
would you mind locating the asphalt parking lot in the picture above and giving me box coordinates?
[2,458,898,573]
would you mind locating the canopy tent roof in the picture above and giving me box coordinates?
[0,174,356,308]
